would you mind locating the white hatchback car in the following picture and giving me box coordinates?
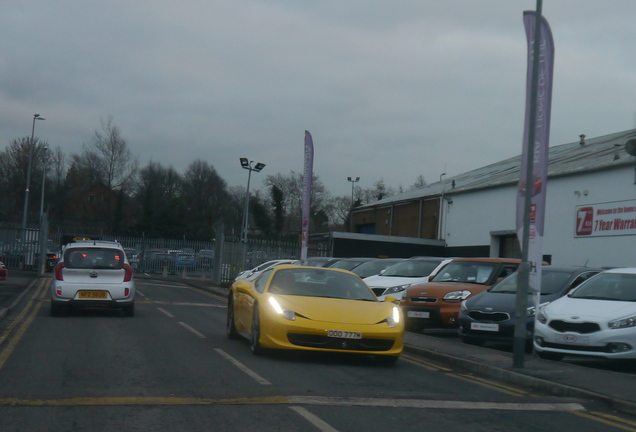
[363,257,452,301]
[51,240,136,317]
[534,268,636,360]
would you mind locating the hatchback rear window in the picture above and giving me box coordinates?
[64,248,125,270]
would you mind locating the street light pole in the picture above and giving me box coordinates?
[240,158,266,269]
[39,145,49,223]
[20,114,45,268]
[347,176,360,232]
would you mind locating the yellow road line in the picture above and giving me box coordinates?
[455,374,530,396]
[590,411,636,427]
[0,279,48,371]
[401,353,452,372]
[451,373,529,397]
[571,411,636,432]
[0,395,290,407]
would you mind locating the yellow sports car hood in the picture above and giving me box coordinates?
[273,295,394,325]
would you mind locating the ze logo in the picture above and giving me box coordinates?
[576,207,594,236]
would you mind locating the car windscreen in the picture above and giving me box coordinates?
[352,260,401,278]
[430,261,497,284]
[489,270,572,295]
[64,248,125,270]
[329,260,364,271]
[381,260,442,277]
[268,268,377,301]
[570,272,636,301]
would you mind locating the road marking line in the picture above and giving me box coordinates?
[287,396,586,411]
[452,373,530,397]
[141,301,224,307]
[0,395,585,412]
[590,411,636,427]
[157,307,174,318]
[401,353,452,372]
[136,290,146,297]
[178,322,206,338]
[0,396,288,407]
[214,348,272,385]
[0,279,48,371]
[572,411,636,431]
[289,406,340,432]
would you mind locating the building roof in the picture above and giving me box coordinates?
[358,129,636,208]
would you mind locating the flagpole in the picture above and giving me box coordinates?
[513,0,543,369]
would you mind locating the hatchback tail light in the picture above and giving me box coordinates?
[54,262,66,281]
[123,263,134,282]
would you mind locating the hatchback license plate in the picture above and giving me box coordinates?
[408,311,430,319]
[78,290,108,299]
[471,322,499,332]
[327,330,362,339]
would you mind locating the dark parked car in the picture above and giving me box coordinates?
[458,265,602,347]
[351,258,405,279]
[325,257,376,271]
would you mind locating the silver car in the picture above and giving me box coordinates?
[51,240,136,317]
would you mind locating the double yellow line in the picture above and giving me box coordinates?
[0,278,49,371]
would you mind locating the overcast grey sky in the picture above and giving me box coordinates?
[3,1,636,197]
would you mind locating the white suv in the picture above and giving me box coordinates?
[51,240,136,317]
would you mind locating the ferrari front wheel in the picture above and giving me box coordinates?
[250,306,263,355]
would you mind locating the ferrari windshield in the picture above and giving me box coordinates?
[268,268,377,301]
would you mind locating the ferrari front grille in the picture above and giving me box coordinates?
[287,333,395,351]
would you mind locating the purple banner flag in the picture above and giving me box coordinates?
[517,11,554,293]
[300,131,314,264]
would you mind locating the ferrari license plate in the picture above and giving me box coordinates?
[78,290,108,299]
[408,311,430,319]
[327,330,362,339]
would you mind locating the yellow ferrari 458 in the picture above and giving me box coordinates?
[227,265,404,364]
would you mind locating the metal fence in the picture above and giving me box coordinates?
[0,225,308,285]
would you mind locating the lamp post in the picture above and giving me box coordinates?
[39,145,49,223]
[240,158,266,269]
[347,176,360,232]
[20,114,45,266]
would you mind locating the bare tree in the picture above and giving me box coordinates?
[0,137,49,223]
[90,116,139,192]
[182,159,231,237]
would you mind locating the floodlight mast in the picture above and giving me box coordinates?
[240,158,266,269]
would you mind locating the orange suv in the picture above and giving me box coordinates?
[400,258,521,332]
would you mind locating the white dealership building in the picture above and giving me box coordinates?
[345,129,636,268]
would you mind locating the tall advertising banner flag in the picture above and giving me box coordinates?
[517,11,554,294]
[300,131,314,264]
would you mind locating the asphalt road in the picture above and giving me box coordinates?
[0,277,634,431]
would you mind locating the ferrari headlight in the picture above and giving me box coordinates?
[608,314,636,329]
[385,284,411,295]
[386,306,401,328]
[444,290,471,302]
[268,297,296,321]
